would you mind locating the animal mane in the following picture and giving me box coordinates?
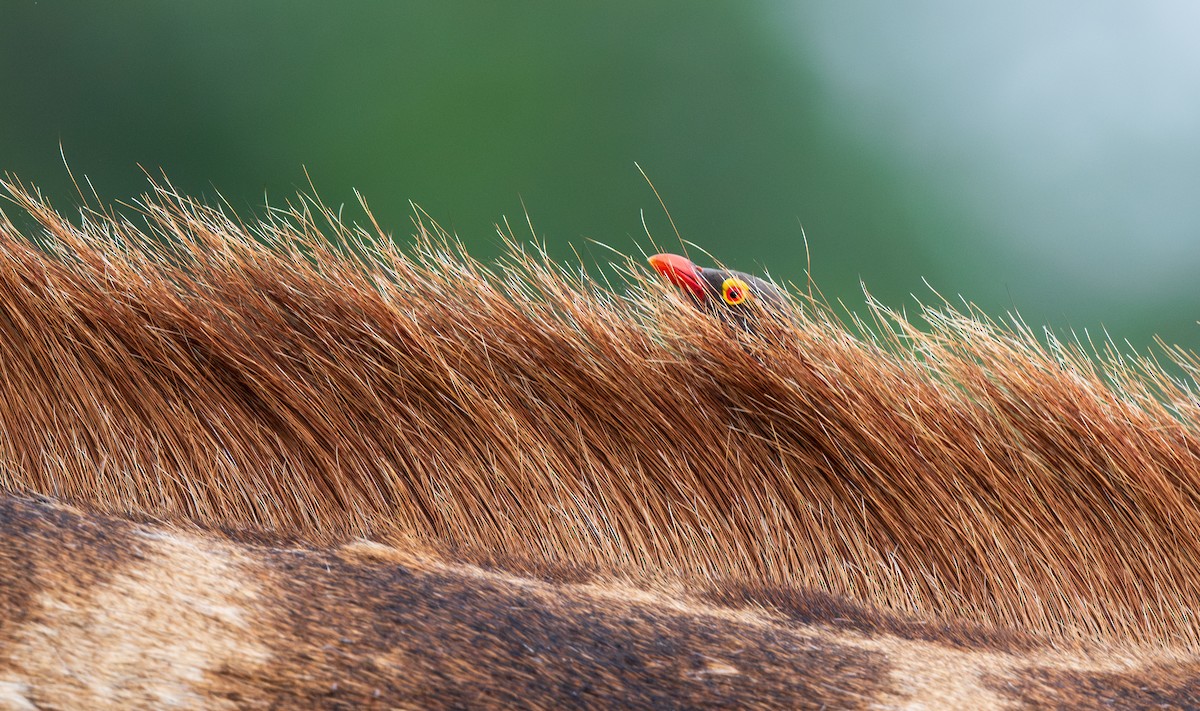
[3,175,1200,660]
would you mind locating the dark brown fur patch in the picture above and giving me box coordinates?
[988,661,1200,709]
[241,546,893,709]
[701,582,1045,655]
[0,495,138,647]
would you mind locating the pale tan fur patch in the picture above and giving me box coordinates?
[0,681,38,711]
[1,530,270,710]
[851,637,1016,710]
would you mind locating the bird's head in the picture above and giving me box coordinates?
[648,253,788,317]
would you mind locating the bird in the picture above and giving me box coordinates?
[648,252,791,322]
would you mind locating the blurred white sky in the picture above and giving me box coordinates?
[777,1,1200,303]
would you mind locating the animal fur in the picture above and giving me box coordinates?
[0,177,1198,708]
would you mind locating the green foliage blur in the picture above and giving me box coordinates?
[3,2,1199,356]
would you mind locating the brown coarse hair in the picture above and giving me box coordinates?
[2,174,1200,655]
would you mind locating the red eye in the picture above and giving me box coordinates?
[721,277,750,306]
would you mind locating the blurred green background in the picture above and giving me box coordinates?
[3,2,1200,354]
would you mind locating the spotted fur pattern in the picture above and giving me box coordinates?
[3,496,1197,710]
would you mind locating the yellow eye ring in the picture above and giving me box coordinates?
[721,277,750,306]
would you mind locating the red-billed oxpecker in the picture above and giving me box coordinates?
[648,253,790,326]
